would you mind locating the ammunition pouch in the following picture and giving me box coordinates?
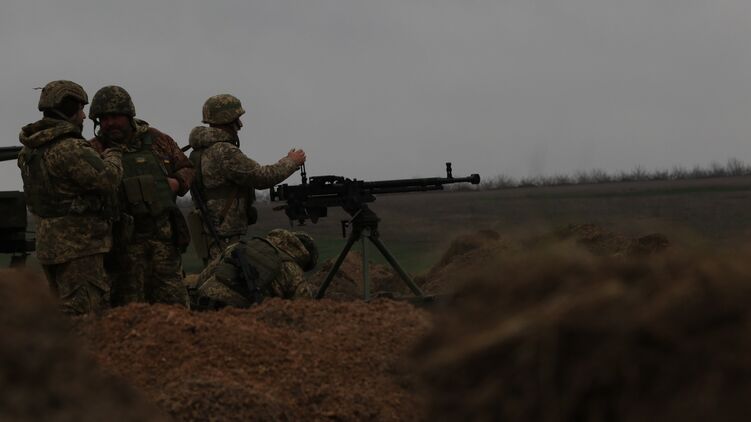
[120,133,176,218]
[122,174,174,217]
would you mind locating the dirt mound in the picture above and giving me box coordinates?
[74,298,431,421]
[0,270,167,422]
[417,229,515,294]
[417,225,669,295]
[308,251,405,299]
[415,248,751,422]
[551,223,670,256]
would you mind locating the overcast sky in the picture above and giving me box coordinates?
[2,0,750,190]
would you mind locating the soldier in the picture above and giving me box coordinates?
[187,229,318,309]
[88,85,194,307]
[187,94,306,261]
[18,80,123,315]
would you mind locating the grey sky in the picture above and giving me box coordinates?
[2,0,750,190]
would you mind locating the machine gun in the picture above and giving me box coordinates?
[0,146,35,266]
[270,163,480,300]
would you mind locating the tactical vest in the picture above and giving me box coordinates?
[214,237,293,294]
[21,138,114,218]
[120,132,176,217]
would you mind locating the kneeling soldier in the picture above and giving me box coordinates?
[188,229,318,309]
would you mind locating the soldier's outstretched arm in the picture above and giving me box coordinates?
[221,144,300,189]
[47,140,123,192]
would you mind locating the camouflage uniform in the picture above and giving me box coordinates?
[188,94,299,260]
[188,229,318,309]
[17,81,123,315]
[89,86,194,307]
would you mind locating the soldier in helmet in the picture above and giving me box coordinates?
[88,85,194,308]
[188,94,306,261]
[17,80,123,315]
[187,229,318,309]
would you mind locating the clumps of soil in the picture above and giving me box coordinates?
[414,248,751,422]
[550,223,670,256]
[417,229,516,294]
[308,251,405,299]
[0,270,167,422]
[73,298,431,421]
[415,225,670,295]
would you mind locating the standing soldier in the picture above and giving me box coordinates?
[18,80,123,315]
[88,85,194,307]
[188,94,306,260]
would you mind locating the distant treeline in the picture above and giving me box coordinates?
[452,158,751,191]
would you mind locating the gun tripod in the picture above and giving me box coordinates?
[315,205,426,300]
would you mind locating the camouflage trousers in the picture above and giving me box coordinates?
[111,239,189,308]
[43,253,110,315]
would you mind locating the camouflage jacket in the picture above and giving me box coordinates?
[188,126,298,237]
[18,118,123,265]
[90,119,194,238]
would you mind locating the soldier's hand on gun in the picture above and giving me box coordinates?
[287,148,306,167]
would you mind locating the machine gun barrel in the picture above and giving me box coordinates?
[362,174,480,194]
[0,146,22,162]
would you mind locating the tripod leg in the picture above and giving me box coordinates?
[315,232,360,299]
[368,236,425,298]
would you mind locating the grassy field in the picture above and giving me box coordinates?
[11,174,751,275]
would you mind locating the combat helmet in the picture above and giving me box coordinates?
[89,85,135,120]
[37,80,88,112]
[294,231,318,271]
[202,94,245,125]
